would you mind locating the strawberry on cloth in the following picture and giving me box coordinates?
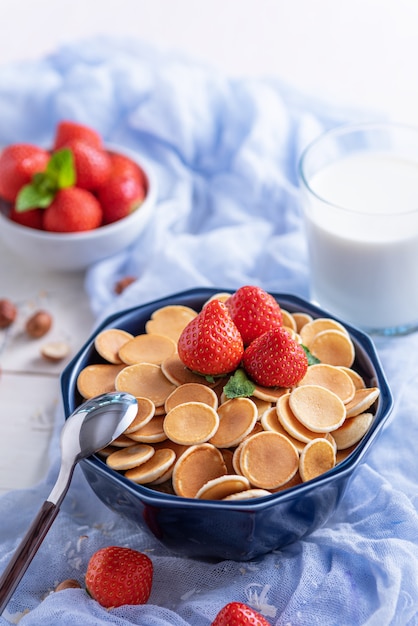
[85,546,153,608]
[211,601,271,625]
[226,285,283,346]
[178,299,244,376]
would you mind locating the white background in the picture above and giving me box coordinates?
[1,0,418,125]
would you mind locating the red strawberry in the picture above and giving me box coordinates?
[109,151,148,187]
[62,139,111,191]
[53,120,103,150]
[43,187,102,233]
[211,601,271,626]
[178,299,244,376]
[9,205,44,230]
[98,174,146,224]
[243,326,308,387]
[226,285,283,346]
[85,546,153,608]
[0,144,49,202]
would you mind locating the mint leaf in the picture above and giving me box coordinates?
[47,148,75,188]
[16,181,55,211]
[302,344,320,366]
[223,369,255,399]
[15,148,75,212]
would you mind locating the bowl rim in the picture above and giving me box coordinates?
[61,287,394,511]
[0,143,157,241]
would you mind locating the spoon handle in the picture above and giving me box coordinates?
[0,500,59,614]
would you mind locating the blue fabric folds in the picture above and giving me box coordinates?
[0,37,417,626]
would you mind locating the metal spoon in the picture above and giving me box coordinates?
[0,390,137,614]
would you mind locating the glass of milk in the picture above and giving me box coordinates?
[299,122,418,335]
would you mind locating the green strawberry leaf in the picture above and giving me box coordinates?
[15,148,75,212]
[223,368,255,399]
[302,344,321,366]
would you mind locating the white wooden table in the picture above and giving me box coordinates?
[0,240,95,493]
[1,0,418,494]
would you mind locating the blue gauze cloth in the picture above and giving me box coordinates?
[0,37,418,626]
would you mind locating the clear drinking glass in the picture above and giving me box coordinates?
[299,122,418,336]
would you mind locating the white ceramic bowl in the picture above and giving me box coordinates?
[0,145,157,272]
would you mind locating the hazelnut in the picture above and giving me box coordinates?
[25,310,53,338]
[114,276,136,294]
[0,298,17,328]
[54,579,81,592]
[41,341,71,362]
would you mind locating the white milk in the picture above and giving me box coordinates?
[304,152,418,332]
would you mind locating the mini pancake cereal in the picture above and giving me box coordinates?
[171,443,227,498]
[223,488,272,500]
[309,329,355,368]
[289,384,346,433]
[118,333,177,366]
[280,309,297,332]
[209,397,258,448]
[299,438,336,482]
[145,305,197,342]
[111,433,137,448]
[148,464,175,486]
[332,412,374,450]
[261,406,306,453]
[164,382,218,413]
[338,366,366,390]
[125,448,176,484]
[250,396,272,419]
[299,317,349,346]
[75,291,382,502]
[239,431,299,489]
[77,363,126,399]
[220,448,235,474]
[345,387,380,418]
[195,474,251,500]
[252,384,290,403]
[106,443,155,471]
[276,393,334,444]
[127,416,167,443]
[94,328,134,364]
[163,402,220,445]
[232,439,246,475]
[96,444,119,459]
[292,312,313,333]
[115,362,176,407]
[123,397,155,434]
[297,363,356,403]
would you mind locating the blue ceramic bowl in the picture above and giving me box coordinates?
[61,288,393,561]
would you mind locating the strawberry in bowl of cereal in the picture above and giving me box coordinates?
[0,121,156,271]
[60,286,393,561]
